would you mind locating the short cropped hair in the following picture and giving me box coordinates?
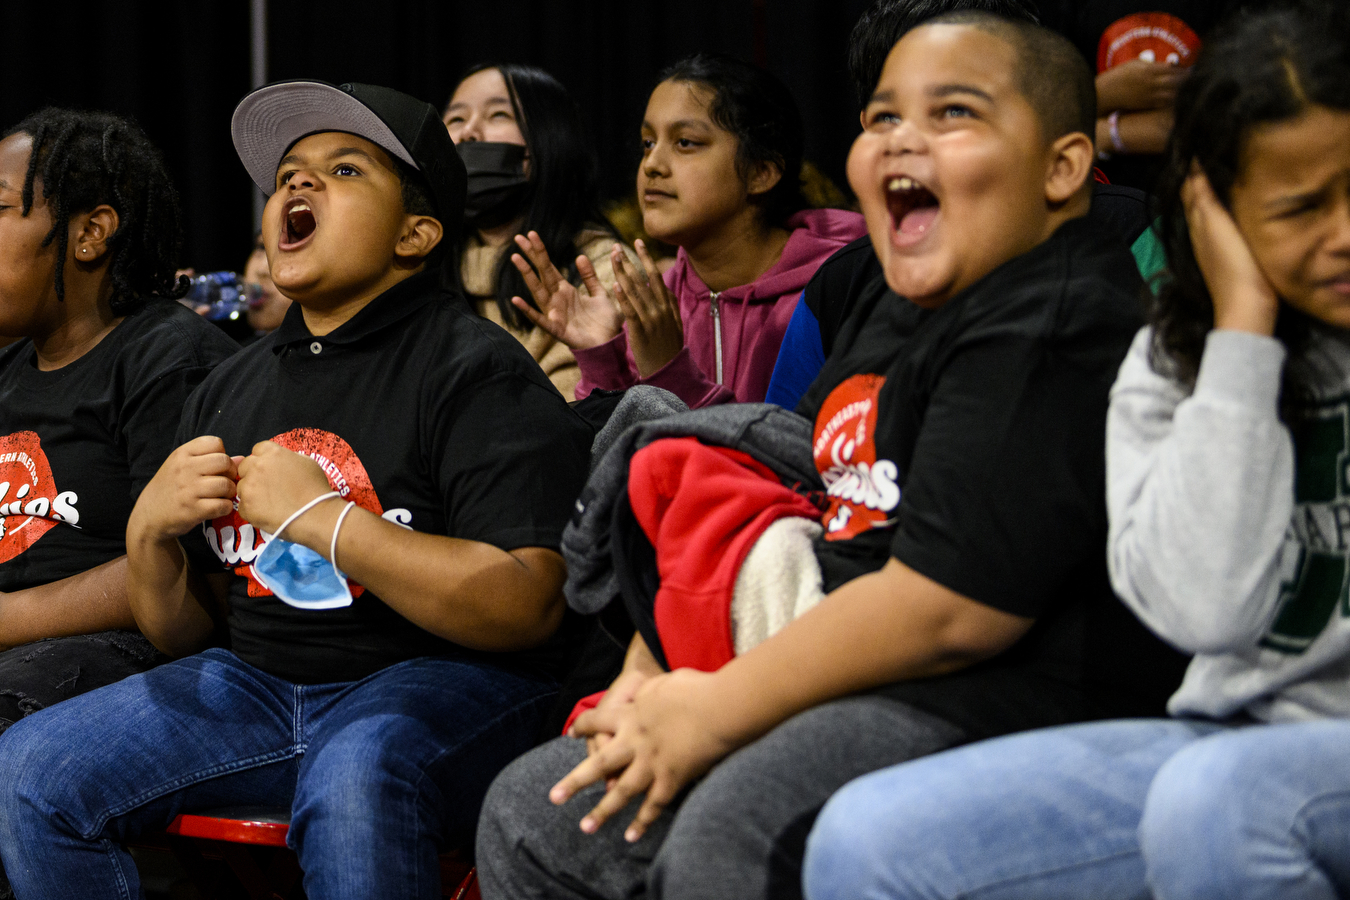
[391,156,436,221]
[846,0,1040,109]
[925,11,1097,141]
[388,152,453,279]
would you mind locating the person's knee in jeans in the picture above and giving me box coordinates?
[801,719,1222,900]
[803,770,909,900]
[290,710,458,888]
[1139,723,1350,899]
[291,724,419,855]
[0,713,64,847]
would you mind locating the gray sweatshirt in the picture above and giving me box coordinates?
[1108,325,1350,722]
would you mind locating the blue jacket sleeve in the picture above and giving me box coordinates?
[764,293,825,412]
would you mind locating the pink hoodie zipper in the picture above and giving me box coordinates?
[710,292,723,384]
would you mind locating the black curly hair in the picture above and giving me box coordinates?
[1150,1,1350,392]
[3,108,188,315]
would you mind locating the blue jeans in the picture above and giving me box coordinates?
[0,647,556,900]
[803,717,1350,900]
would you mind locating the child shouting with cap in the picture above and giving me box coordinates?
[0,80,592,899]
[474,13,1185,900]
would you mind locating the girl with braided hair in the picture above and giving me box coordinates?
[0,109,236,781]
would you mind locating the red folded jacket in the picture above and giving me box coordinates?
[564,437,819,733]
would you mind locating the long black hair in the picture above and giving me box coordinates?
[1151,1,1350,390]
[659,53,808,230]
[449,63,611,330]
[3,108,187,315]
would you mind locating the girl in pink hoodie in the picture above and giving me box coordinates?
[509,53,866,408]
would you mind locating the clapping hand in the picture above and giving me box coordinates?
[613,240,685,378]
[509,231,625,350]
[131,436,240,541]
[235,441,335,539]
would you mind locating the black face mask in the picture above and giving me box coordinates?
[457,141,531,228]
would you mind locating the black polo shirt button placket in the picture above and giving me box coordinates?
[310,341,322,355]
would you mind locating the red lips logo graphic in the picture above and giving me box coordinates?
[204,428,383,598]
[813,374,901,541]
[0,431,78,564]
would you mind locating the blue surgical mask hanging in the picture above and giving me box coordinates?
[252,538,353,610]
[250,491,354,610]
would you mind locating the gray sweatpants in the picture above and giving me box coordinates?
[476,696,966,900]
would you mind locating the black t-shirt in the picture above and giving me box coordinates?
[804,187,1150,362]
[0,301,238,593]
[176,271,593,685]
[798,217,1187,739]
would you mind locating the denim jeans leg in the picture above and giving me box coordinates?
[290,657,557,900]
[0,631,169,899]
[803,717,1226,900]
[0,648,305,900]
[1141,719,1350,900]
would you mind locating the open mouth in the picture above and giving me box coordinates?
[885,176,939,242]
[280,199,317,249]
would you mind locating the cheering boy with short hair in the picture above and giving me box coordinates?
[476,14,1185,900]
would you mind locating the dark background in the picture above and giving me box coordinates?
[1,0,873,273]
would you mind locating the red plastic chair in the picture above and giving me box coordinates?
[132,806,479,900]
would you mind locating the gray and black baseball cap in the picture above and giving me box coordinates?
[231,80,466,227]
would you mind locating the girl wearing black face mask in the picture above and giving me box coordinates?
[444,64,630,399]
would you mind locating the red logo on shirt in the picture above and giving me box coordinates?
[0,431,80,564]
[202,428,385,598]
[1097,13,1201,72]
[813,374,901,541]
